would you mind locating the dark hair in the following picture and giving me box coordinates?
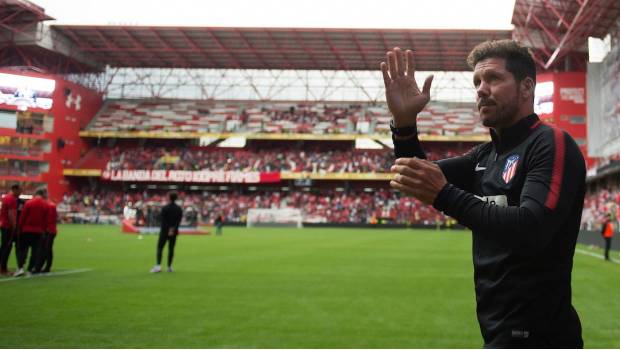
[10,183,20,191]
[168,191,178,202]
[35,187,47,197]
[467,40,536,83]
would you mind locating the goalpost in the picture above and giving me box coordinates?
[246,208,303,228]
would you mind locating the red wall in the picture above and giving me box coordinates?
[537,72,592,167]
[0,69,103,201]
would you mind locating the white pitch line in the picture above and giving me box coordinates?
[0,268,92,283]
[575,248,619,264]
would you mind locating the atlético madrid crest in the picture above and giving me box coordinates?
[502,154,520,184]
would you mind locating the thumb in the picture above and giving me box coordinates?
[422,75,434,96]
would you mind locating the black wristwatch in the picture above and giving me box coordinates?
[389,120,417,137]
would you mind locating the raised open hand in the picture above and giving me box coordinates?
[380,48,434,128]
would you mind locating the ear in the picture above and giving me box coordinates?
[520,77,535,100]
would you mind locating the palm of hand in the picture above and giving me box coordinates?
[381,48,433,127]
[386,76,429,122]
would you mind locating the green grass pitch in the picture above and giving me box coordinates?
[1,224,619,348]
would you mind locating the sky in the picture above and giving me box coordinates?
[34,0,516,29]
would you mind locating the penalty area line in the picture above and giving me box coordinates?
[0,268,93,283]
[575,249,619,264]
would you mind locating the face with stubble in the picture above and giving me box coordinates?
[473,57,522,129]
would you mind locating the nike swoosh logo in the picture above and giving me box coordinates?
[475,163,486,171]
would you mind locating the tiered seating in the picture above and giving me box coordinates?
[97,144,472,173]
[88,100,237,132]
[241,103,361,134]
[368,102,485,136]
[87,100,485,136]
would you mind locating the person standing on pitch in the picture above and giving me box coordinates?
[15,187,49,276]
[39,198,58,272]
[384,40,585,347]
[151,191,183,273]
[214,212,224,236]
[600,213,614,261]
[0,184,21,275]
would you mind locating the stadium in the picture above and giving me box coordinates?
[1,0,619,347]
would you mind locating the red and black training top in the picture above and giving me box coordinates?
[394,114,585,348]
[19,196,50,234]
[0,193,17,229]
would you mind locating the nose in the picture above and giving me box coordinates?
[476,81,490,98]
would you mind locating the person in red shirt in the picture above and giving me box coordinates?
[14,187,49,277]
[601,213,615,261]
[0,183,22,275]
[39,199,58,273]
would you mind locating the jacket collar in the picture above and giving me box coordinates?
[490,113,540,154]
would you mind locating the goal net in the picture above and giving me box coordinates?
[246,208,303,228]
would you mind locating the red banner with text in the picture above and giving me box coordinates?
[101,170,281,183]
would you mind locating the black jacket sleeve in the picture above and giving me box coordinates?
[393,128,480,193]
[432,129,585,254]
[392,127,426,159]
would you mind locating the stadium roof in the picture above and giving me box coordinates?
[512,0,620,70]
[2,0,620,74]
[0,0,53,34]
[52,26,511,71]
[512,0,619,40]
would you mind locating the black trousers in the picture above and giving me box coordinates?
[156,233,178,266]
[604,237,612,260]
[0,227,18,271]
[37,233,56,272]
[18,233,43,272]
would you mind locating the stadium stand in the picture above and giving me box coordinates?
[87,100,483,136]
[92,144,471,173]
[58,188,448,226]
[582,187,620,230]
[368,103,486,136]
[0,159,44,177]
[63,96,481,226]
[0,138,47,157]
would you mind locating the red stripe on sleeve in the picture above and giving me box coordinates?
[544,128,565,210]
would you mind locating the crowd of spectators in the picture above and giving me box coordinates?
[58,188,448,226]
[103,145,471,173]
[240,104,365,134]
[89,100,482,136]
[581,186,620,231]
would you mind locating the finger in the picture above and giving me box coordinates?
[406,50,415,78]
[390,164,424,178]
[395,157,425,169]
[418,158,442,172]
[422,74,434,96]
[393,173,423,188]
[380,62,390,87]
[390,180,416,197]
[387,51,398,80]
[394,47,405,77]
